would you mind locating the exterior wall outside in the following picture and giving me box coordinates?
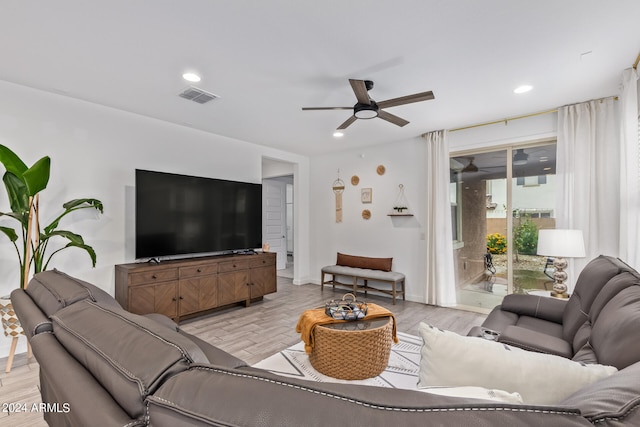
[453,179,487,287]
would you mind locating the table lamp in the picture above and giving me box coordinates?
[537,229,585,299]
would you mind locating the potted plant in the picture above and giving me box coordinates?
[0,144,103,338]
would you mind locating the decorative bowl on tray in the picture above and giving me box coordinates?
[325,293,368,320]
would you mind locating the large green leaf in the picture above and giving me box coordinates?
[2,171,29,214]
[0,145,28,176]
[22,156,50,196]
[62,198,104,213]
[64,242,97,267]
[0,226,18,242]
[44,198,103,234]
[0,211,28,227]
[41,229,85,245]
[39,240,97,271]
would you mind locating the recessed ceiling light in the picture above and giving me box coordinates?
[333,131,344,138]
[182,72,201,83]
[514,85,533,94]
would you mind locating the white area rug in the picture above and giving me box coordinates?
[252,332,422,390]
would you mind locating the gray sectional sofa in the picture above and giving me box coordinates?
[11,258,640,426]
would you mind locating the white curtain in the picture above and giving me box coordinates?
[619,68,640,269]
[424,130,456,306]
[556,98,619,283]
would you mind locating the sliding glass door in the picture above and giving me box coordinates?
[511,144,557,296]
[450,142,557,311]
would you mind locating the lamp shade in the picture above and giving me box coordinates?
[537,229,586,258]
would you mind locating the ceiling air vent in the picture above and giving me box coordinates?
[178,86,220,104]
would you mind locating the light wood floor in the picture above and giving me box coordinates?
[0,277,486,426]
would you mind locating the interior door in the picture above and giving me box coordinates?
[263,179,287,270]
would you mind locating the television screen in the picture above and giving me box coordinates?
[135,169,262,259]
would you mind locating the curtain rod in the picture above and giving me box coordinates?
[634,51,640,70]
[447,108,558,133]
[444,95,618,134]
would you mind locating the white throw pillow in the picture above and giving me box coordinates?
[419,386,523,404]
[417,323,617,405]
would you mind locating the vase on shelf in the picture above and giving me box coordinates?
[389,184,414,216]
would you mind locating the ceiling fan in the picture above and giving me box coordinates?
[302,79,435,130]
[461,157,479,173]
[458,157,503,174]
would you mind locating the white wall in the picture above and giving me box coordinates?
[0,80,310,358]
[309,138,428,302]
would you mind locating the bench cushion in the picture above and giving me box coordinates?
[336,252,393,272]
[322,265,404,282]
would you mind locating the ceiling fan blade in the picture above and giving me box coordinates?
[349,79,371,104]
[302,107,352,111]
[337,115,357,130]
[377,91,435,109]
[378,110,409,127]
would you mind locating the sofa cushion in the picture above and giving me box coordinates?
[336,252,393,272]
[570,272,640,355]
[586,285,640,370]
[498,325,573,358]
[26,269,121,317]
[51,300,209,419]
[589,272,639,326]
[500,293,566,324]
[418,323,617,405]
[562,256,622,343]
[30,332,140,427]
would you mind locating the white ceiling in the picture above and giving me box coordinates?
[2,1,639,156]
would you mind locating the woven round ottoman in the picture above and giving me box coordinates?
[309,317,393,380]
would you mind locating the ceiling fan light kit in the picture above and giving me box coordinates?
[354,102,379,119]
[302,78,434,130]
[513,149,529,165]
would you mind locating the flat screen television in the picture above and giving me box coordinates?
[135,169,262,259]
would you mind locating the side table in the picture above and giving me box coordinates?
[527,290,570,300]
[309,316,393,380]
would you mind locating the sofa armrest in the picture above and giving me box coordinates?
[180,332,248,368]
[148,365,589,426]
[10,288,52,339]
[560,360,640,424]
[501,294,566,324]
[498,325,573,358]
[142,312,179,332]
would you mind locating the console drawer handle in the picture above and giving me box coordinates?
[152,274,157,279]
[197,268,202,273]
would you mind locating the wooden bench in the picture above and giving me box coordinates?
[320,253,405,305]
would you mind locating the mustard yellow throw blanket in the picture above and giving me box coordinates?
[295,303,398,354]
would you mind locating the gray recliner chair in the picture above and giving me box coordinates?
[468,255,640,359]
